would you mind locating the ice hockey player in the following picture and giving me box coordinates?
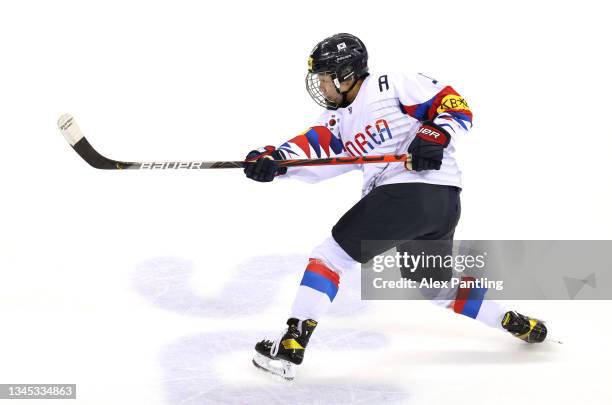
[244,33,547,381]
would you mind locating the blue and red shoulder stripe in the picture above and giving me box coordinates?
[278,126,345,159]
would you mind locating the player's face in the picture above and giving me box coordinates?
[317,74,342,104]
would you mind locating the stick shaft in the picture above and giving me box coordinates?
[131,154,409,170]
[58,114,410,170]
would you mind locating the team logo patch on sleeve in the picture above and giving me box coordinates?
[436,94,470,114]
[400,85,473,130]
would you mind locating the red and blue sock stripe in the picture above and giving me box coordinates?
[453,276,487,319]
[300,258,340,301]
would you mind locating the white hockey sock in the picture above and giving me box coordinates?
[474,299,508,330]
[289,236,358,321]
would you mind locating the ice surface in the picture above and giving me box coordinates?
[2,1,612,404]
[129,255,611,405]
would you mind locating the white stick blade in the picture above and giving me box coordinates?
[57,113,84,146]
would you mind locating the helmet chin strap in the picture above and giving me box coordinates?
[334,77,359,108]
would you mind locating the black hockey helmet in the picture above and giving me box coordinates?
[306,33,369,109]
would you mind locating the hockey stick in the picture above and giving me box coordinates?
[57,114,411,170]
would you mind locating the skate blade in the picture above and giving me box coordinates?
[252,352,295,381]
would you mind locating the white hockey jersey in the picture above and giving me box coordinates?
[276,72,472,195]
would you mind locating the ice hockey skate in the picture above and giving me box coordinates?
[252,318,317,381]
[502,311,547,343]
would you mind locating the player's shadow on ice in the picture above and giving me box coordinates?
[131,255,369,319]
[158,330,411,405]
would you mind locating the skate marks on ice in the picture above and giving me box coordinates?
[133,256,409,403]
[132,255,369,318]
[159,331,411,405]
